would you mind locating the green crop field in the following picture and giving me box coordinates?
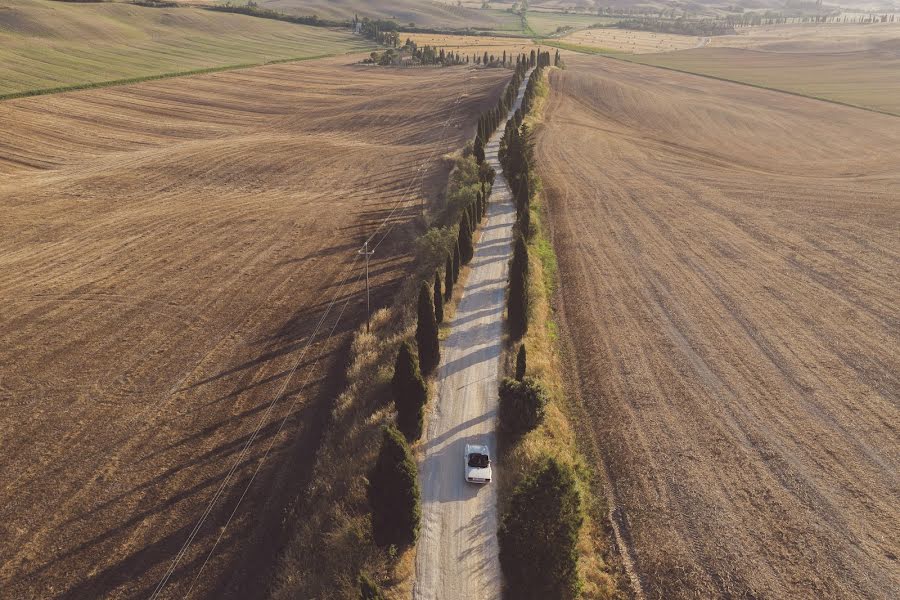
[0,0,373,97]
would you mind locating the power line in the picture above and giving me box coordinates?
[152,66,478,599]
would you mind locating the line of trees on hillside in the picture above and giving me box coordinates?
[609,17,735,36]
[207,2,343,27]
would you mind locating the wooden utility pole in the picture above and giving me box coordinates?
[359,241,375,331]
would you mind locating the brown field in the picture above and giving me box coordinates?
[631,23,900,115]
[563,27,702,53]
[536,55,900,599]
[0,58,507,599]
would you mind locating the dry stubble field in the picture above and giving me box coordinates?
[0,58,507,599]
[536,55,900,599]
[631,23,900,115]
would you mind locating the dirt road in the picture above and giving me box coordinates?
[536,56,900,599]
[414,69,532,600]
[0,58,507,599]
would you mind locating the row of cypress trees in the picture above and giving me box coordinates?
[364,110,498,573]
[473,53,536,166]
[495,58,586,600]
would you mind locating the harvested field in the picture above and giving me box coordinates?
[0,58,508,599]
[711,22,900,53]
[628,23,900,115]
[631,44,900,115]
[0,0,371,97]
[536,55,900,599]
[562,27,702,53]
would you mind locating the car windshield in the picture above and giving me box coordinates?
[468,453,489,468]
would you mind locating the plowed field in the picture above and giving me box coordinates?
[536,55,900,599]
[0,58,507,599]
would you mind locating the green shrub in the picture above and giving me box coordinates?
[498,376,547,435]
[416,282,440,374]
[392,341,428,441]
[499,457,583,600]
[368,426,421,548]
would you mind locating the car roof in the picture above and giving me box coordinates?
[465,443,489,455]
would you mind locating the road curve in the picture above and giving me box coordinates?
[413,70,532,600]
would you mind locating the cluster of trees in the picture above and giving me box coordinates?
[611,17,735,36]
[208,2,342,26]
[355,15,401,44]
[406,41,468,66]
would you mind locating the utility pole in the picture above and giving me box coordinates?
[359,240,375,331]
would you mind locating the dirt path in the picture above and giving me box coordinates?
[536,56,900,599]
[0,58,508,600]
[413,69,532,600]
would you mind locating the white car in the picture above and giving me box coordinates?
[465,443,492,484]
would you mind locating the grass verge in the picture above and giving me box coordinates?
[499,68,624,599]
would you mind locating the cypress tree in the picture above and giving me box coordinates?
[474,136,485,164]
[416,282,440,374]
[368,425,421,548]
[517,176,530,217]
[499,457,582,600]
[483,51,489,65]
[516,343,527,380]
[392,341,428,441]
[445,254,453,301]
[459,214,474,265]
[508,233,528,339]
[453,242,461,282]
[521,204,531,240]
[433,270,444,324]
